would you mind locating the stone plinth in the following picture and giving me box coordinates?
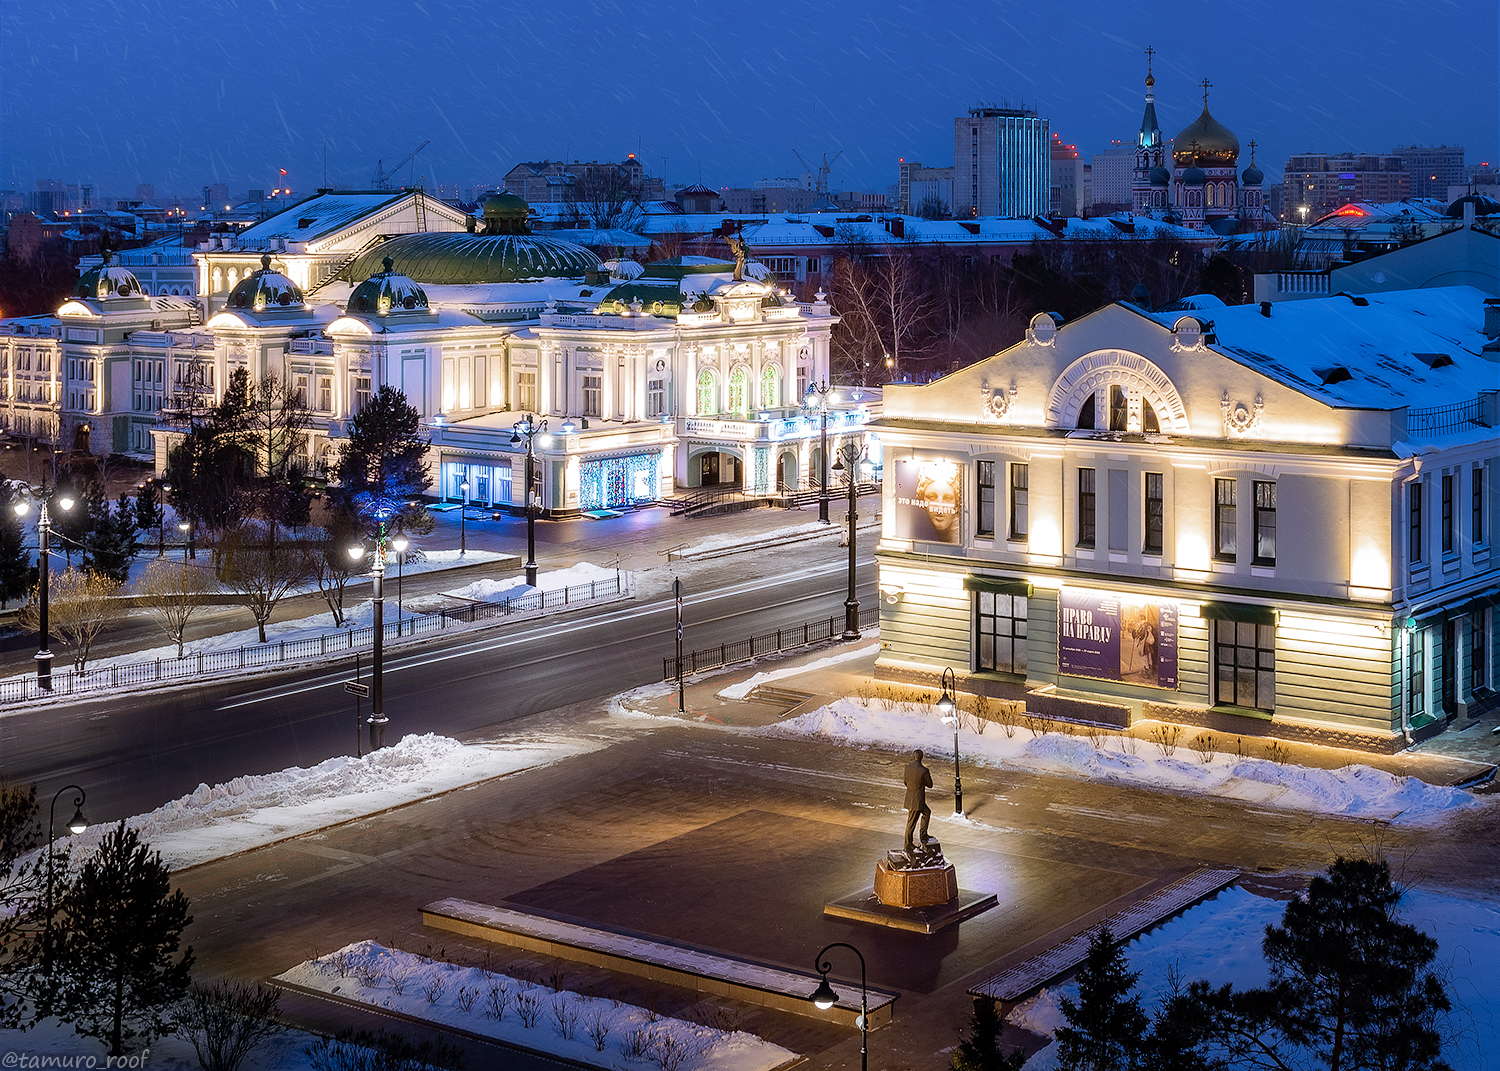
[874,858,958,908]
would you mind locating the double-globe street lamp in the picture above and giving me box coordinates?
[390,535,409,619]
[831,442,868,640]
[936,667,963,815]
[45,784,87,972]
[12,485,75,691]
[808,942,870,1071]
[348,519,401,752]
[510,414,549,587]
[803,382,835,523]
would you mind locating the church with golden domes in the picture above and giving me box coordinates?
[1131,50,1269,234]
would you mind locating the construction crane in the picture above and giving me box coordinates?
[372,140,431,190]
[794,150,844,196]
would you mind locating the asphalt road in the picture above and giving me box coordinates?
[0,547,877,824]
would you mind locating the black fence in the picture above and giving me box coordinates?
[663,607,880,680]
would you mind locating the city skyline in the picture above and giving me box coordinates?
[2,0,1496,201]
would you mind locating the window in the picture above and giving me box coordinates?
[1253,481,1277,565]
[353,376,371,414]
[975,461,996,537]
[647,378,666,418]
[697,369,716,415]
[760,364,779,408]
[1214,619,1275,711]
[1008,464,1029,541]
[293,374,308,407]
[582,374,602,418]
[976,592,1027,674]
[516,371,536,412]
[1143,404,1159,433]
[1474,466,1485,546]
[727,367,748,415]
[1410,632,1426,719]
[1214,478,1237,560]
[1409,481,1425,564]
[318,376,333,412]
[1076,393,1096,430]
[1473,613,1488,691]
[1077,468,1096,548]
[1108,386,1128,431]
[1442,473,1455,556]
[1144,472,1164,555]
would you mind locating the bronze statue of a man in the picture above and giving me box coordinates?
[903,749,933,852]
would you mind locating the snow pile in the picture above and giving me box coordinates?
[65,733,598,871]
[717,642,880,700]
[435,561,626,606]
[1010,885,1500,1071]
[279,941,797,1071]
[765,699,1484,825]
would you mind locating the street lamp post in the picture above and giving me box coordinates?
[178,520,194,561]
[803,383,834,523]
[809,942,869,1071]
[348,528,392,751]
[140,478,169,557]
[936,667,962,815]
[831,442,867,640]
[510,414,549,587]
[45,784,87,972]
[459,480,469,555]
[390,535,409,621]
[12,485,75,692]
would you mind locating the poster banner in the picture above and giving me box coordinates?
[892,458,962,544]
[1058,587,1178,690]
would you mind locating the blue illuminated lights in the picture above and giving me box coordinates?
[581,453,660,510]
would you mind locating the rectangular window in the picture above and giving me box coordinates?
[293,374,308,407]
[1410,632,1425,718]
[1410,481,1425,564]
[1442,473,1455,556]
[976,461,996,537]
[1144,472,1164,555]
[1472,613,1488,691]
[1472,466,1484,546]
[1108,385,1128,431]
[1077,468,1096,548]
[516,371,536,413]
[582,374,603,418]
[1214,478,1237,560]
[975,592,1027,675]
[1008,463,1028,541]
[353,376,371,414]
[647,377,666,418]
[318,376,333,412]
[1213,618,1276,711]
[1253,481,1277,565]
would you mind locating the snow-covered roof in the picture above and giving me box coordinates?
[237,192,406,243]
[1141,285,1491,409]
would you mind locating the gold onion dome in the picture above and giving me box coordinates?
[1173,105,1240,167]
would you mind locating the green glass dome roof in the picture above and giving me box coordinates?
[346,231,601,285]
[74,250,143,300]
[227,253,304,310]
[348,256,430,315]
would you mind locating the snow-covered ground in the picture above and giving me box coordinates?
[759,699,1487,826]
[676,519,845,557]
[277,941,796,1071]
[51,732,601,872]
[1009,884,1500,1071]
[716,642,879,700]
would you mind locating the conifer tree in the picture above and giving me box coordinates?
[1057,926,1148,1071]
[329,385,432,535]
[83,494,140,585]
[45,822,194,1057]
[953,997,1027,1071]
[0,483,32,607]
[0,781,42,1028]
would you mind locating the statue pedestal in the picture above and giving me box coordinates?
[874,858,957,907]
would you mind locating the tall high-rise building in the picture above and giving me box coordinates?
[1393,145,1465,200]
[1281,153,1408,219]
[953,105,1050,218]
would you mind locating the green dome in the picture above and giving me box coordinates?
[482,192,530,231]
[348,256,429,315]
[227,254,304,310]
[346,231,601,285]
[74,250,143,300]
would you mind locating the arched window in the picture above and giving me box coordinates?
[728,367,748,415]
[696,368,716,415]
[1143,403,1160,433]
[1077,393,1096,430]
[227,269,238,288]
[212,268,222,291]
[760,364,780,408]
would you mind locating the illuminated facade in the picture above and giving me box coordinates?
[953,106,1051,219]
[874,289,1499,749]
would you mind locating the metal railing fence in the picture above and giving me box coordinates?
[0,574,628,707]
[663,607,879,680]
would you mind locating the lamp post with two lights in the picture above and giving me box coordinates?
[802,382,834,523]
[830,441,868,640]
[348,513,399,752]
[510,414,548,587]
[12,485,75,691]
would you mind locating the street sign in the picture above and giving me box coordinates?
[343,681,370,697]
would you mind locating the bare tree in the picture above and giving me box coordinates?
[134,559,218,658]
[217,526,316,644]
[17,568,125,672]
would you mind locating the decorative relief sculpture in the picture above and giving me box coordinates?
[980,379,1018,421]
[1221,391,1264,436]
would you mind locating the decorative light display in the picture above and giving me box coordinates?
[581,453,659,510]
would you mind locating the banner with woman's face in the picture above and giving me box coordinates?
[893,458,961,544]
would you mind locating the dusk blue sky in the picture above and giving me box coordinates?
[3,0,1495,201]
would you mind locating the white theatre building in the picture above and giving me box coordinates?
[873,290,1499,749]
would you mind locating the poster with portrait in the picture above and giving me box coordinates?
[1058,587,1178,690]
[892,458,961,544]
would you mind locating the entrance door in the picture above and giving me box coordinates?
[1442,619,1457,715]
[73,423,90,454]
[700,453,721,486]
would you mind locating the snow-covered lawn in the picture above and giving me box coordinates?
[57,732,602,872]
[1010,884,1500,1071]
[759,699,1487,826]
[277,941,797,1071]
